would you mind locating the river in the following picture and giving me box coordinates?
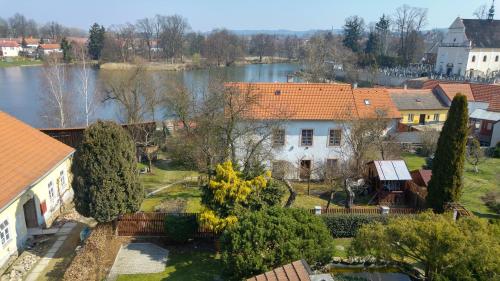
[0,63,300,128]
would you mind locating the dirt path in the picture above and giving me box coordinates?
[146,176,198,197]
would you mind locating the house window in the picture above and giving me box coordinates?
[408,114,414,122]
[496,55,499,62]
[487,122,493,130]
[272,129,285,146]
[472,56,476,62]
[59,170,66,188]
[48,181,55,202]
[328,129,342,146]
[433,114,440,121]
[483,55,487,62]
[301,129,313,146]
[326,159,338,170]
[0,220,10,246]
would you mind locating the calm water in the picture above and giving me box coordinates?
[0,63,300,128]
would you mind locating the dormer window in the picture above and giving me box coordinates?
[274,90,281,96]
[364,99,370,105]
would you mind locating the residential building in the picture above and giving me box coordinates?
[37,44,62,57]
[227,83,401,180]
[470,99,500,146]
[0,112,75,268]
[0,41,21,57]
[434,9,500,78]
[388,88,448,125]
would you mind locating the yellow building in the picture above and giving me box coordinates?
[0,112,75,268]
[388,89,449,125]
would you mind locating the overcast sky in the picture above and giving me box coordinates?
[1,0,494,32]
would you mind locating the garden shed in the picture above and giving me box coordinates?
[367,160,412,206]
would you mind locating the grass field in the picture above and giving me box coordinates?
[402,153,500,218]
[116,249,221,281]
[0,57,42,67]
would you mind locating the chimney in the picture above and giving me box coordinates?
[286,75,294,83]
[352,82,358,89]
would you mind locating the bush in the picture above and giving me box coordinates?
[321,214,388,238]
[482,191,500,214]
[494,142,500,158]
[164,214,198,243]
[221,207,334,280]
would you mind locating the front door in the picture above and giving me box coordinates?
[23,198,38,228]
[419,114,426,125]
[299,160,311,180]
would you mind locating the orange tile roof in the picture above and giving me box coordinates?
[226,83,400,120]
[39,43,61,49]
[247,260,312,281]
[469,83,500,103]
[0,112,75,210]
[436,83,475,102]
[488,94,500,112]
[0,40,20,47]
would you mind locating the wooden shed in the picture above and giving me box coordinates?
[367,160,413,206]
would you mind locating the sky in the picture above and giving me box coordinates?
[0,0,495,32]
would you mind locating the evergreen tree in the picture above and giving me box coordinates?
[365,31,380,55]
[427,95,468,212]
[71,121,144,222]
[375,14,390,56]
[60,37,72,63]
[342,16,364,53]
[21,37,27,49]
[88,23,105,60]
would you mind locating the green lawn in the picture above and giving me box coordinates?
[116,249,221,281]
[402,153,500,218]
[333,238,353,258]
[138,160,201,212]
[402,152,427,171]
[0,57,42,67]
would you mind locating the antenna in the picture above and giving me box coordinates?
[488,0,495,20]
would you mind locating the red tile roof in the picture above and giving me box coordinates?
[39,44,61,50]
[0,112,75,210]
[226,83,400,120]
[0,40,20,47]
[247,260,312,281]
[411,169,432,187]
[436,83,475,102]
[469,84,500,103]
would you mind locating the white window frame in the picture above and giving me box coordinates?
[272,129,286,146]
[328,129,342,146]
[300,129,314,146]
[433,113,439,121]
[408,114,414,122]
[0,219,11,247]
[48,181,55,203]
[59,170,66,188]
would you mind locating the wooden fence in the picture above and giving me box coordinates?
[309,207,423,215]
[117,212,214,238]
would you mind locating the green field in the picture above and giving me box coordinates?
[402,153,500,218]
[116,249,221,281]
[0,57,42,67]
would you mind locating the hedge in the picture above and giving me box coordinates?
[164,214,198,242]
[321,214,389,238]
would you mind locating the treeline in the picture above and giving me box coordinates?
[88,15,304,65]
[0,13,86,40]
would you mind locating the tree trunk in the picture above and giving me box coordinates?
[283,180,297,208]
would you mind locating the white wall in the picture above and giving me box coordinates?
[466,49,500,77]
[0,46,20,57]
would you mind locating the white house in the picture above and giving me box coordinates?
[435,12,500,78]
[0,112,75,268]
[0,41,21,57]
[227,83,401,180]
[37,44,62,57]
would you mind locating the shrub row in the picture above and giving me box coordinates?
[321,214,389,238]
[164,214,198,242]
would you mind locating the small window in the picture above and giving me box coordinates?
[328,129,342,146]
[272,129,285,146]
[496,56,499,62]
[301,129,313,146]
[433,114,439,121]
[364,99,371,105]
[326,159,338,169]
[0,220,10,246]
[59,170,66,188]
[48,181,55,202]
[483,55,487,62]
[408,114,414,122]
[472,56,476,62]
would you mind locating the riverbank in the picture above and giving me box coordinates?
[100,56,295,71]
[0,57,43,68]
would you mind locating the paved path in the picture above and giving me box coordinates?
[107,243,169,281]
[147,176,198,197]
[24,222,77,281]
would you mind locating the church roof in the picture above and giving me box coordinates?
[462,19,500,48]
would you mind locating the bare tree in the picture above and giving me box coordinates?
[393,5,428,64]
[474,4,489,19]
[466,137,484,173]
[136,17,155,61]
[39,54,74,128]
[101,65,157,123]
[203,29,244,66]
[74,44,96,126]
[249,34,276,62]
[159,15,190,63]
